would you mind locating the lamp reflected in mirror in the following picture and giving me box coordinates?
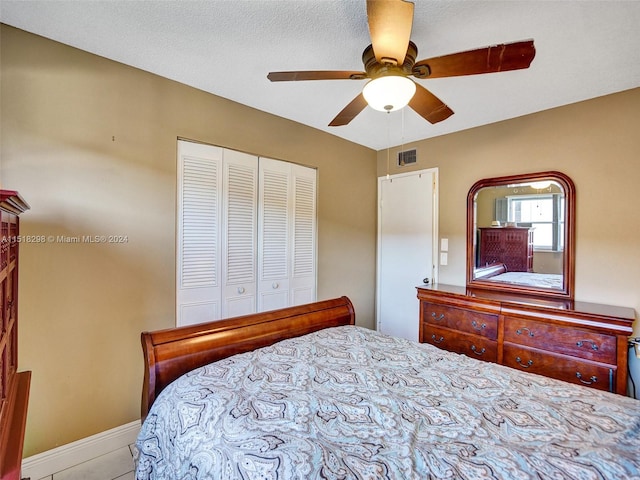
[529,180,552,190]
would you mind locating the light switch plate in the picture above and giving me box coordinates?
[440,238,449,252]
[440,252,448,265]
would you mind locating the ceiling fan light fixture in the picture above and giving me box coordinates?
[362,75,416,112]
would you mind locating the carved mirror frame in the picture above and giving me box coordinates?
[466,171,575,299]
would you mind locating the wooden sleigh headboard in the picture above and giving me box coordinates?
[141,296,355,421]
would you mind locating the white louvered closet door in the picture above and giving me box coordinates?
[176,140,223,326]
[290,163,317,306]
[177,141,316,326]
[258,158,291,311]
[222,149,258,318]
[258,158,317,311]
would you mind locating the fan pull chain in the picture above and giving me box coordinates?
[401,107,405,158]
[386,111,391,180]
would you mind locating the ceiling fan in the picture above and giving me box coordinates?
[267,0,535,127]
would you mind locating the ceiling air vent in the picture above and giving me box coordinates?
[397,148,417,167]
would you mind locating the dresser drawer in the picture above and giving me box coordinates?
[422,325,498,362]
[503,317,617,364]
[421,303,498,340]
[503,343,615,392]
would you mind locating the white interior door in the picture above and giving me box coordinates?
[377,169,437,341]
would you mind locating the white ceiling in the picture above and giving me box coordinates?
[2,1,640,151]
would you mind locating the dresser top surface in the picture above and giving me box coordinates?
[417,283,636,322]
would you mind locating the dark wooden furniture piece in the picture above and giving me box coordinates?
[418,284,634,395]
[0,190,30,480]
[141,296,355,421]
[468,171,575,299]
[478,227,533,272]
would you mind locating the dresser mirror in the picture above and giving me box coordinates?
[466,171,575,299]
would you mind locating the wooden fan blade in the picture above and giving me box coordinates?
[414,40,535,78]
[408,83,454,124]
[329,93,368,126]
[267,71,366,82]
[367,0,414,65]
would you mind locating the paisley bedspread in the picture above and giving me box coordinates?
[135,326,640,479]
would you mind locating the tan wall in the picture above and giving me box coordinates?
[0,25,377,456]
[377,87,640,335]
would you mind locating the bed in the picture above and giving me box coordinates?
[135,296,640,479]
[474,262,563,289]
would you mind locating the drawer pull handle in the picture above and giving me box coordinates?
[471,345,486,356]
[431,313,445,321]
[576,372,598,385]
[516,356,533,368]
[516,327,534,337]
[471,320,486,331]
[431,334,444,344]
[576,340,599,351]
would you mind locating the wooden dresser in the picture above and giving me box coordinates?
[478,227,534,272]
[0,190,30,480]
[417,284,634,395]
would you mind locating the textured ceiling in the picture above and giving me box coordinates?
[2,0,640,150]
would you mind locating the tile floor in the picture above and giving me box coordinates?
[36,444,136,480]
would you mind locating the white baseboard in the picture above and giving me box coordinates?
[21,420,141,480]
